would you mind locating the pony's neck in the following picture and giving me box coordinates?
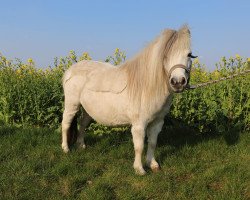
[121,39,169,112]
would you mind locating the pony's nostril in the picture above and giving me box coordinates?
[170,77,177,85]
[181,77,186,85]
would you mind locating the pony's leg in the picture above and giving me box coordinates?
[62,101,80,153]
[76,110,92,149]
[146,119,164,172]
[131,123,146,175]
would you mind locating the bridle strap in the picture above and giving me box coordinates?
[168,64,189,77]
[166,64,190,81]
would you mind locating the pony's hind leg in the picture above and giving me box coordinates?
[62,101,80,153]
[76,109,92,149]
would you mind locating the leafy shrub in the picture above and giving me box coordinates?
[0,49,124,129]
[0,51,249,134]
[171,55,250,132]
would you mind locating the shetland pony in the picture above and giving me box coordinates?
[62,25,194,175]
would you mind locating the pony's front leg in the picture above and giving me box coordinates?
[146,119,164,172]
[131,123,146,175]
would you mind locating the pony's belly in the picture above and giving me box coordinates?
[80,90,130,126]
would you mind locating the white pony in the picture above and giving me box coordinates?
[62,25,195,175]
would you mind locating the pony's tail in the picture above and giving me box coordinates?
[62,69,72,89]
[67,115,78,146]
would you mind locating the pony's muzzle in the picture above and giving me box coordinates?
[170,76,187,92]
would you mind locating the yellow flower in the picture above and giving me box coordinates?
[45,68,52,75]
[235,54,241,59]
[213,70,220,79]
[80,52,91,61]
[247,58,250,62]
[28,69,34,75]
[115,48,119,54]
[16,69,21,74]
[27,58,33,64]
[21,65,27,70]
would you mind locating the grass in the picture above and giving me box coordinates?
[0,123,249,200]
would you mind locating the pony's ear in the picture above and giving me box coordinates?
[178,24,190,35]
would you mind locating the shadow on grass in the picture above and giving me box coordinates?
[84,119,241,147]
[80,119,241,163]
[158,117,241,147]
[0,118,241,152]
[0,125,20,136]
[85,128,131,147]
[222,129,240,145]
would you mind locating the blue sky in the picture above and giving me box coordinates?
[1,0,249,69]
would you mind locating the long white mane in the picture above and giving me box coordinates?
[120,25,191,110]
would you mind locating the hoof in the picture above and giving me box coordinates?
[62,144,70,153]
[77,142,86,149]
[63,148,69,153]
[147,161,160,173]
[151,165,161,173]
[134,167,146,176]
[79,143,86,149]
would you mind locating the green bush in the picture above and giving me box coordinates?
[0,51,249,133]
[171,55,250,132]
[0,49,124,129]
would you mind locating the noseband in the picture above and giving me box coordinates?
[166,64,191,90]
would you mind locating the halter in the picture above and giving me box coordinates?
[165,53,197,92]
[166,64,191,91]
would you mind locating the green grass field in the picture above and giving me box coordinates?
[1,48,249,200]
[0,123,249,200]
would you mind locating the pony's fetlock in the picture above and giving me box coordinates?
[146,159,160,171]
[134,162,146,175]
[134,166,146,175]
[62,144,70,153]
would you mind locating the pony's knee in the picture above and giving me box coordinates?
[62,119,72,130]
[147,120,164,136]
[63,103,79,118]
[131,124,146,152]
[131,125,145,143]
[148,138,157,148]
[62,110,78,127]
[131,123,146,134]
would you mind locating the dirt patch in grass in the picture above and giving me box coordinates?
[176,173,194,182]
[207,181,224,191]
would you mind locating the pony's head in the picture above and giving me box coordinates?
[163,26,197,93]
[123,25,197,107]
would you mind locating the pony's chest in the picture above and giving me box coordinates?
[148,94,173,122]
